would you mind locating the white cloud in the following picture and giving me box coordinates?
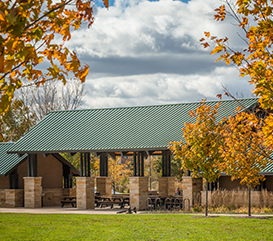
[83,67,254,109]
[65,0,254,109]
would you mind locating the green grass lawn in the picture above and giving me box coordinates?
[0,213,272,240]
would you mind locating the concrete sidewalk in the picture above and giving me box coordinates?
[0,207,142,215]
[0,207,272,217]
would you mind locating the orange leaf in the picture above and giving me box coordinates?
[0,10,5,21]
[204,32,210,38]
[103,0,109,8]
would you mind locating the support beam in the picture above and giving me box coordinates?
[108,152,116,160]
[167,154,171,176]
[162,154,165,177]
[63,165,72,188]
[80,153,83,177]
[162,151,171,177]
[42,153,51,158]
[133,152,137,176]
[83,152,91,177]
[69,152,77,157]
[141,152,144,177]
[83,153,87,176]
[145,151,149,158]
[137,152,140,176]
[99,153,108,177]
[28,154,37,177]
[87,153,90,177]
[9,169,18,189]
[121,151,128,157]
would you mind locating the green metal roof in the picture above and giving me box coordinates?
[0,143,27,177]
[260,160,273,174]
[0,143,80,176]
[7,98,258,154]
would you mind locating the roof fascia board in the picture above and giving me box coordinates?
[8,147,170,155]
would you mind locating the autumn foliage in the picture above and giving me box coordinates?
[220,107,271,187]
[170,102,223,183]
[0,0,108,114]
[170,101,272,188]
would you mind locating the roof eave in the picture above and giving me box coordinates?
[7,146,170,155]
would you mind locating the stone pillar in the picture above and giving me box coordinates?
[5,189,24,207]
[158,177,175,197]
[129,176,148,211]
[76,177,94,209]
[0,189,5,207]
[96,177,112,196]
[182,176,202,206]
[24,177,42,208]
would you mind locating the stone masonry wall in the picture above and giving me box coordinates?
[0,189,5,207]
[182,177,202,207]
[24,177,42,208]
[129,177,148,211]
[76,177,95,209]
[96,177,112,196]
[5,189,24,207]
[158,177,175,197]
[43,188,64,206]
[63,188,76,197]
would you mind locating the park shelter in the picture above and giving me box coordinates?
[6,98,262,210]
[0,143,79,207]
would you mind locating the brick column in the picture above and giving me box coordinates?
[182,177,202,206]
[129,176,148,211]
[76,177,94,209]
[96,177,112,196]
[158,177,175,197]
[5,189,24,207]
[24,177,42,208]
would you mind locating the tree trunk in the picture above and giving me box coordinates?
[205,179,208,217]
[248,186,251,217]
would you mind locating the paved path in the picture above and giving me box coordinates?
[0,207,143,215]
[0,207,273,217]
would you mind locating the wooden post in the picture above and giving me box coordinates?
[141,152,144,176]
[80,153,83,177]
[28,154,37,177]
[87,153,90,177]
[137,152,140,176]
[133,152,136,176]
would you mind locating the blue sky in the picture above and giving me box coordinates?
[66,0,254,109]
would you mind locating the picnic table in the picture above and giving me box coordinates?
[61,196,76,208]
[95,194,130,209]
